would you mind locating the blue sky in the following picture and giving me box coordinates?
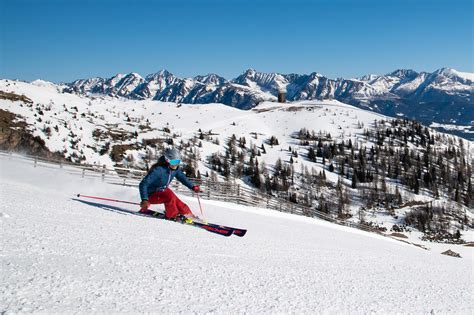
[1,0,473,82]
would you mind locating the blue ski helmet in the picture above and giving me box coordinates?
[164,148,181,166]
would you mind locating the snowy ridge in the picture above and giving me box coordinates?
[233,69,289,94]
[434,67,474,82]
[1,156,472,313]
[63,67,473,103]
[0,79,398,168]
[58,67,474,139]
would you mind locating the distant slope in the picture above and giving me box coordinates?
[0,79,392,167]
[61,67,474,139]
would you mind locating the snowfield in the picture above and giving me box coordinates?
[0,79,392,169]
[1,156,473,313]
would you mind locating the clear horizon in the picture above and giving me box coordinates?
[1,0,473,83]
[10,66,473,84]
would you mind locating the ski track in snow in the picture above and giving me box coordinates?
[0,157,473,314]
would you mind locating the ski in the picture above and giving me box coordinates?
[138,210,234,237]
[75,194,247,237]
[139,210,246,237]
[206,222,247,237]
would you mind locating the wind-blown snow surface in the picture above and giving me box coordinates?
[1,157,473,314]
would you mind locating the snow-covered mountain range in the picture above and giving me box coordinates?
[64,68,474,139]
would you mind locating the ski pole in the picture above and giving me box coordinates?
[76,194,140,206]
[196,193,204,217]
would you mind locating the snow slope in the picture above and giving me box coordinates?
[1,156,472,313]
[0,79,396,169]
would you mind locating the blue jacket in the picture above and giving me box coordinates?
[139,165,194,200]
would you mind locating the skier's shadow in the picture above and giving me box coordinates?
[71,198,136,216]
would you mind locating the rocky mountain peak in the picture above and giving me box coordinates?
[61,67,473,139]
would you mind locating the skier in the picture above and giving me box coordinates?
[139,148,200,219]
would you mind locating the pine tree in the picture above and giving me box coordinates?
[465,178,472,207]
[269,136,279,147]
[329,163,334,172]
[351,173,358,189]
[395,185,402,205]
[414,177,420,194]
[251,158,262,189]
[308,147,316,162]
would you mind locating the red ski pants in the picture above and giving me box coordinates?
[148,188,192,219]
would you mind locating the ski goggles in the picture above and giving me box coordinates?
[168,159,181,166]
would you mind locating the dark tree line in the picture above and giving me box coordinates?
[297,119,473,210]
